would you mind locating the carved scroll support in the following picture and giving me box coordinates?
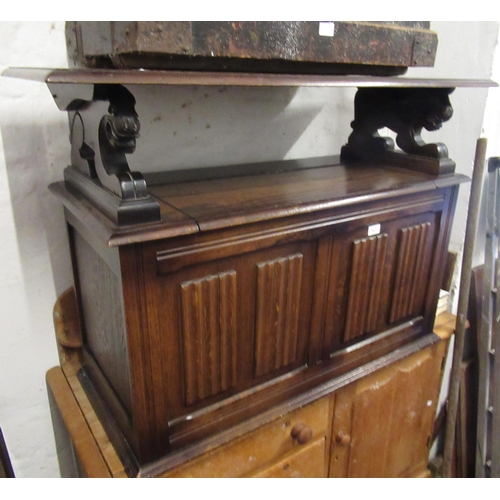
[49,82,160,225]
[341,87,456,175]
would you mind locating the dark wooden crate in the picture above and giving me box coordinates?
[66,22,438,75]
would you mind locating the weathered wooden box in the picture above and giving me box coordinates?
[65,21,438,75]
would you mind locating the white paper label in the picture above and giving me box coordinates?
[319,22,335,37]
[368,223,381,236]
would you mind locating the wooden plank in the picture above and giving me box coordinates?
[3,67,497,89]
[63,369,128,478]
[50,158,468,247]
[456,359,476,477]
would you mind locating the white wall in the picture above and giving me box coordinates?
[474,27,500,268]
[484,28,500,159]
[409,22,499,301]
[0,21,498,477]
[0,22,71,478]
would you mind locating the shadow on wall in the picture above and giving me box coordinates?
[0,103,73,324]
[128,84,355,172]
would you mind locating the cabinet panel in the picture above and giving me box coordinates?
[390,221,433,322]
[344,233,388,341]
[180,271,238,406]
[154,241,316,424]
[161,397,330,478]
[318,210,440,358]
[329,340,447,478]
[72,229,132,415]
[254,253,303,377]
[50,297,455,478]
[328,383,357,478]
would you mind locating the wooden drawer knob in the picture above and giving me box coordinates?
[291,422,313,444]
[335,431,351,446]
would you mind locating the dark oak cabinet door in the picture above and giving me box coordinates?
[153,240,317,420]
[313,209,442,361]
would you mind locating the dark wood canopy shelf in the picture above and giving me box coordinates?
[2,67,497,88]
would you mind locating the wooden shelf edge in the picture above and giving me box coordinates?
[2,67,498,88]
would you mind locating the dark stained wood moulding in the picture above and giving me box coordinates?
[50,156,470,248]
[2,67,497,88]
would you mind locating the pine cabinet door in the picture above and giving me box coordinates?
[329,341,446,477]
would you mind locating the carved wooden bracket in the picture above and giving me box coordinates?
[66,84,160,225]
[341,87,455,173]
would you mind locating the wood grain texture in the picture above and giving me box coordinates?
[344,234,388,341]
[49,328,450,478]
[150,163,446,233]
[52,288,128,477]
[251,438,326,478]
[150,239,316,431]
[51,158,467,251]
[62,367,127,478]
[72,230,132,414]
[53,287,82,349]
[118,243,166,465]
[329,338,448,478]
[52,290,448,478]
[161,397,329,478]
[390,222,432,322]
[254,254,303,377]
[46,367,112,478]
[59,156,463,466]
[328,383,357,478]
[144,336,433,475]
[318,211,441,359]
[49,181,199,248]
[181,271,238,405]
[67,21,438,72]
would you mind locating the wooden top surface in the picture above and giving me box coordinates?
[149,157,468,232]
[53,156,469,247]
[3,67,497,88]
